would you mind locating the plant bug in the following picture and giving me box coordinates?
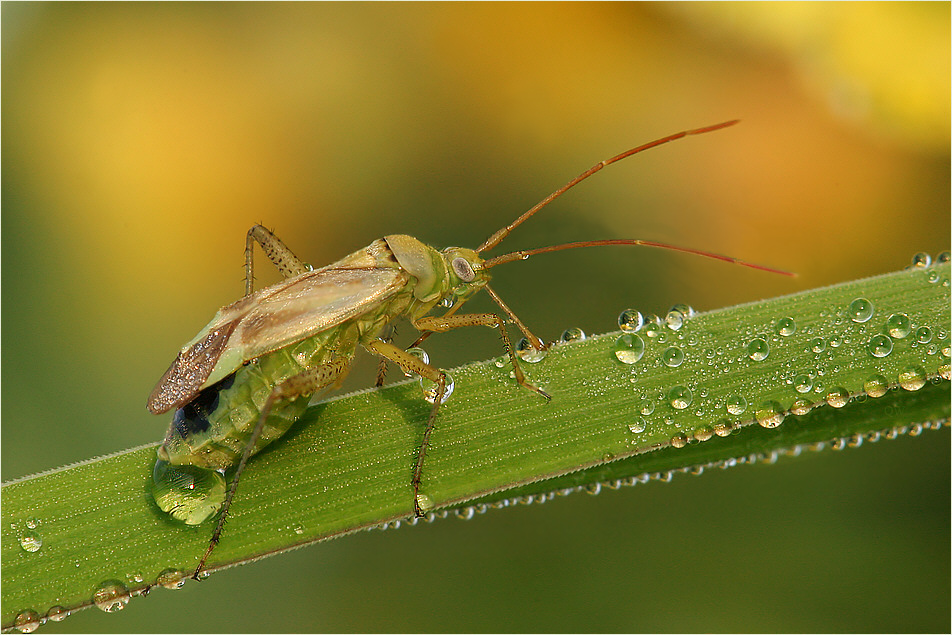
[148,119,792,578]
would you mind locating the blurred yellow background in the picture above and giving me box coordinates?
[3,3,948,632]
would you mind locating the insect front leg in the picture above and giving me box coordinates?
[244,224,312,295]
[363,339,452,518]
[193,358,349,579]
[414,313,551,401]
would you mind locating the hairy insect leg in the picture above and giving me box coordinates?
[193,358,349,579]
[414,313,551,400]
[363,339,449,518]
[374,325,397,388]
[244,224,312,295]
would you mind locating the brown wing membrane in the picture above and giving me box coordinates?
[147,319,241,414]
[147,264,408,415]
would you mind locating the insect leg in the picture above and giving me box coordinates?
[363,339,448,517]
[244,224,312,295]
[193,358,349,579]
[414,313,550,400]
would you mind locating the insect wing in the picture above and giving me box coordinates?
[148,266,407,414]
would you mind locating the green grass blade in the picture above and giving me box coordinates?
[2,261,949,631]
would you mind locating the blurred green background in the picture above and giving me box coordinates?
[3,3,949,632]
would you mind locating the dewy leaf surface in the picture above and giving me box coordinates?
[2,261,949,631]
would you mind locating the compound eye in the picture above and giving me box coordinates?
[451,257,476,283]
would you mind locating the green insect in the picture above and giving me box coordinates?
[148,120,790,577]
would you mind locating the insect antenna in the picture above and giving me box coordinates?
[482,239,795,277]
[477,120,740,254]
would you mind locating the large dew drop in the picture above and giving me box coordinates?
[92,580,130,613]
[421,371,455,404]
[152,460,226,526]
[613,334,645,364]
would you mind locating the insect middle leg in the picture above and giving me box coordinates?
[245,224,312,295]
[193,358,349,579]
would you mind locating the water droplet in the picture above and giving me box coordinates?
[790,398,813,416]
[14,610,40,633]
[867,334,893,358]
[613,334,645,364]
[156,568,187,590]
[910,252,931,267]
[19,530,42,553]
[559,327,586,344]
[937,250,950,263]
[825,387,850,408]
[898,366,926,391]
[713,419,734,437]
[668,386,693,410]
[863,374,889,398]
[726,394,747,415]
[639,399,656,416]
[493,355,507,368]
[810,337,826,353]
[794,373,814,393]
[755,401,785,428]
[515,338,547,363]
[694,426,714,442]
[420,371,455,404]
[93,580,130,613]
[672,303,697,317]
[662,346,684,367]
[747,337,769,361]
[618,309,644,333]
[629,418,647,434]
[643,316,662,338]
[848,298,874,323]
[45,606,68,623]
[914,326,933,344]
[664,310,684,331]
[776,317,796,336]
[439,296,456,308]
[414,493,434,514]
[152,460,226,526]
[885,314,911,339]
[938,364,951,381]
[25,518,39,530]
[670,433,689,449]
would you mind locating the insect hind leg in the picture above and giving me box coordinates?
[193,358,349,579]
[245,224,312,295]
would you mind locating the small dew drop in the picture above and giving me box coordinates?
[662,346,685,368]
[938,364,950,381]
[420,371,455,404]
[755,401,785,429]
[713,419,734,437]
[825,387,850,408]
[613,334,645,364]
[863,374,889,398]
[726,394,747,415]
[747,337,769,361]
[810,337,827,353]
[885,314,912,339]
[643,315,662,338]
[493,355,507,368]
[790,398,813,416]
[14,610,41,633]
[867,334,893,358]
[25,518,39,530]
[694,426,714,442]
[515,338,547,363]
[898,366,926,391]
[618,309,644,333]
[670,433,689,449]
[629,418,647,434]
[559,327,586,344]
[848,298,874,323]
[668,385,693,410]
[664,310,684,331]
[45,606,69,623]
[937,250,950,263]
[910,252,931,267]
[776,317,797,336]
[794,373,814,394]
[915,326,933,344]
[93,580,130,613]
[19,530,42,553]
[639,399,656,416]
[156,568,187,590]
[670,303,697,317]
